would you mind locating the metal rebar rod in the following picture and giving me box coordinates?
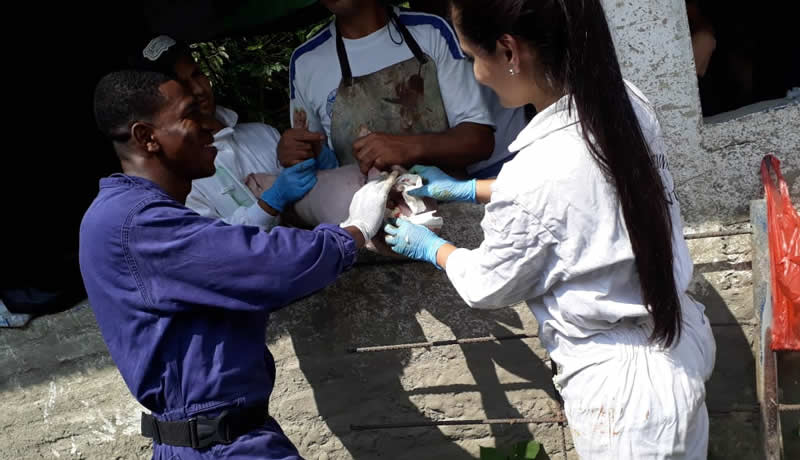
[683,229,752,240]
[350,408,763,432]
[779,404,800,412]
[712,321,759,327]
[708,407,760,414]
[347,334,537,353]
[351,416,566,431]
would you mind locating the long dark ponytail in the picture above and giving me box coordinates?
[451,0,682,346]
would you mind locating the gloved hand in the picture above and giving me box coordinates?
[260,158,318,212]
[317,144,339,170]
[384,218,450,269]
[407,165,476,203]
[341,170,399,241]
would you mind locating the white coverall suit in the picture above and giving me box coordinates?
[444,82,717,459]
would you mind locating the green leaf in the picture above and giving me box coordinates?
[305,16,334,40]
[480,446,508,460]
[514,441,541,459]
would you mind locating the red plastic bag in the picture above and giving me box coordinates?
[761,155,800,350]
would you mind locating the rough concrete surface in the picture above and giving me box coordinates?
[605,0,799,225]
[0,207,764,459]
[3,0,797,459]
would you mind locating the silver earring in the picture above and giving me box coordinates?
[508,67,517,76]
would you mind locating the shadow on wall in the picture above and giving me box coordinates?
[689,256,761,459]
[270,203,563,459]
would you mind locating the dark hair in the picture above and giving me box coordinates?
[93,70,171,141]
[452,0,682,346]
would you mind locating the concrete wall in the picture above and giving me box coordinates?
[607,0,799,225]
[259,1,795,458]
[2,1,796,459]
[261,207,762,459]
[0,211,763,459]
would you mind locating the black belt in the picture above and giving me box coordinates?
[141,404,268,449]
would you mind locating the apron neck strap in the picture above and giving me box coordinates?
[335,6,428,88]
[335,26,354,87]
[387,8,427,65]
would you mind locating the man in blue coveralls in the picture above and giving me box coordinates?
[80,69,395,459]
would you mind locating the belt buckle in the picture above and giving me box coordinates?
[191,410,232,449]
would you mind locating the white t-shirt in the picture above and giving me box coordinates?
[186,106,283,230]
[289,7,494,148]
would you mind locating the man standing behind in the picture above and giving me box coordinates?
[279,0,496,175]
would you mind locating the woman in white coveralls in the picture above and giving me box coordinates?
[385,0,717,458]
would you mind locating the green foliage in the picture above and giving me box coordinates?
[189,2,411,131]
[480,441,541,460]
[191,18,331,131]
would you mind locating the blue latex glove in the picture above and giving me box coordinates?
[407,165,476,203]
[384,218,450,269]
[317,144,339,170]
[261,158,318,212]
